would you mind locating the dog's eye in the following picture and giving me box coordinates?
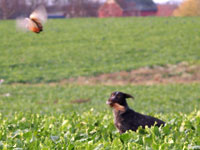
[117,95,121,98]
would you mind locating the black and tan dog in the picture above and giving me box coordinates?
[107,91,165,134]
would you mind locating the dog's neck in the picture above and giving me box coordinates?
[112,103,129,113]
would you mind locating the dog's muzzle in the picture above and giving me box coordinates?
[106,101,111,105]
[106,100,114,106]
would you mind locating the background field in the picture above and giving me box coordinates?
[0,17,200,83]
[0,18,200,149]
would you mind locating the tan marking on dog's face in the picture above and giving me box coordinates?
[112,103,125,112]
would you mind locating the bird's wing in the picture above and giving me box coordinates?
[16,17,30,32]
[30,5,47,24]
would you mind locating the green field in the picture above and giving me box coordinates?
[0,18,200,83]
[0,84,199,149]
[0,18,200,149]
[0,84,200,115]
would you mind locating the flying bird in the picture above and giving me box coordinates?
[16,6,47,34]
[107,91,165,134]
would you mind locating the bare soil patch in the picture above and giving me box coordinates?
[57,62,200,86]
[10,62,200,86]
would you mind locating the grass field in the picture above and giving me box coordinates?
[0,84,200,115]
[0,18,200,83]
[0,17,200,149]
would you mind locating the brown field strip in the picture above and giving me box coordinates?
[9,62,200,86]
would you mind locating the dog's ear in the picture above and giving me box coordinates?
[123,93,134,99]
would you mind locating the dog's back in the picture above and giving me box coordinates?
[114,108,165,133]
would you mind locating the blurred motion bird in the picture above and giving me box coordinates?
[16,6,47,34]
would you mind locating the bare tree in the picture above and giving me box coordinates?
[26,0,48,11]
[65,0,100,17]
[0,0,31,19]
[0,0,18,19]
[0,0,100,19]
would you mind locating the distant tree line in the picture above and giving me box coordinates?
[0,0,54,19]
[0,0,26,19]
[0,0,100,19]
[2,0,199,19]
[65,0,100,18]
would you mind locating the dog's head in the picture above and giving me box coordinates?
[107,91,134,111]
